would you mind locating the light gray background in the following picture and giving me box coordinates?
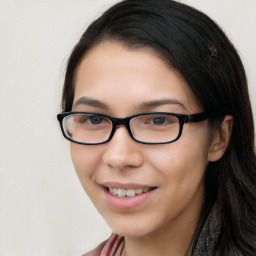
[0,1,255,255]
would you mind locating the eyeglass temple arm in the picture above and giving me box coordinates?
[186,112,226,123]
[185,112,211,123]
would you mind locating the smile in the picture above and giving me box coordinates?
[102,184,158,210]
[108,187,151,198]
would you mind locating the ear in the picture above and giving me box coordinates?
[208,115,233,162]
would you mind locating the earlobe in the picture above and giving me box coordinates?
[208,115,233,162]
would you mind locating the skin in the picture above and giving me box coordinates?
[70,41,232,256]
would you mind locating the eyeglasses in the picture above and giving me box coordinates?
[57,112,212,145]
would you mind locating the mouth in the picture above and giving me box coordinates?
[107,187,155,198]
[101,183,158,210]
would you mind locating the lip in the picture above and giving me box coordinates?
[102,182,153,189]
[101,182,157,211]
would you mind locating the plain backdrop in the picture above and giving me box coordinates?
[0,0,255,255]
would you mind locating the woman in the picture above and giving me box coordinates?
[57,0,256,255]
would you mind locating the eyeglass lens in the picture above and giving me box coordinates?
[63,113,180,144]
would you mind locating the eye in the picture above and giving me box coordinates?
[152,117,166,125]
[150,116,175,126]
[79,115,104,125]
[137,114,177,127]
[88,116,103,124]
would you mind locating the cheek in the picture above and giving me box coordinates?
[70,144,102,186]
[147,127,210,188]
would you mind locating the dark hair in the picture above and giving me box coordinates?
[61,0,256,254]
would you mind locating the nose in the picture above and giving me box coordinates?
[102,126,144,170]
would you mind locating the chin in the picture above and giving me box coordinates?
[106,217,156,238]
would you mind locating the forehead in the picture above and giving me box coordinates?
[73,41,201,114]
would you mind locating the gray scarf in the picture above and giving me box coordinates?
[188,204,222,256]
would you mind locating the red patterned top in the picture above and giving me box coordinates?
[83,234,124,256]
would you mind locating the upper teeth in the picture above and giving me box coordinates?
[109,187,150,198]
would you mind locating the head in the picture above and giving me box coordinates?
[59,0,256,253]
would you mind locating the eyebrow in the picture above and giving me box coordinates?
[74,97,108,109]
[140,99,187,110]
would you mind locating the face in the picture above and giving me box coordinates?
[70,42,213,238]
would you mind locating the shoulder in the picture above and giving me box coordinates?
[82,233,124,256]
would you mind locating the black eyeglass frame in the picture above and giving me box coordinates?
[57,111,214,145]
